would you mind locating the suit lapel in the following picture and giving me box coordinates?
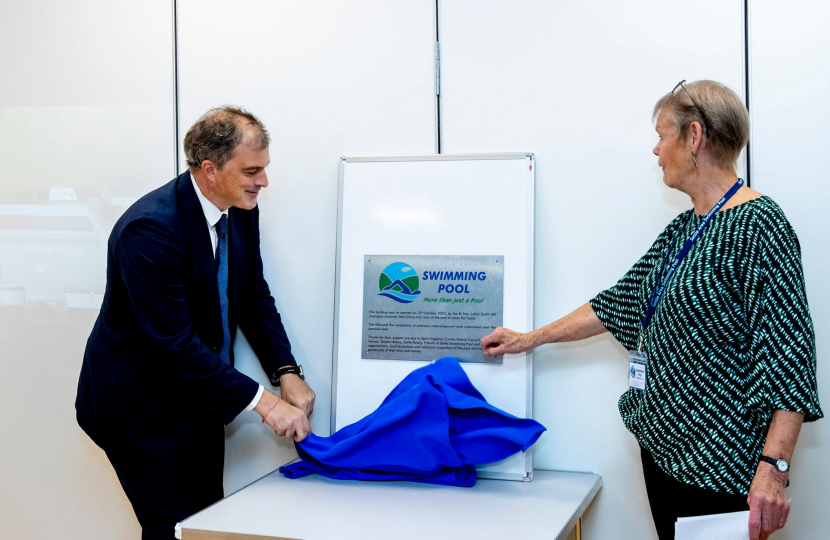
[176,171,223,336]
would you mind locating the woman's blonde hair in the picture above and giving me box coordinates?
[653,80,749,169]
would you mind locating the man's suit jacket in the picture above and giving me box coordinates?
[75,171,296,466]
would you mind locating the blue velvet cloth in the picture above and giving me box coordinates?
[279,357,545,487]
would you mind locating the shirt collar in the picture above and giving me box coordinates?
[191,175,229,228]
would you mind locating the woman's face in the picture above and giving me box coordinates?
[652,111,693,189]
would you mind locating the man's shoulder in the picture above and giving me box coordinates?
[127,177,180,219]
[113,176,185,235]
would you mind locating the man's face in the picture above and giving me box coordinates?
[210,136,270,211]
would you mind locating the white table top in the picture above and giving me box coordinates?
[178,467,602,540]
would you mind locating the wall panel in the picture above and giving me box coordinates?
[439,1,744,538]
[0,1,176,538]
[750,2,830,538]
[177,0,436,493]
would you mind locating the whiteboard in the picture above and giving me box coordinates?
[332,153,536,480]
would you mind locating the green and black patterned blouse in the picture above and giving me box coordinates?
[590,196,823,495]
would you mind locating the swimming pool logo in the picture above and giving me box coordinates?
[378,262,421,303]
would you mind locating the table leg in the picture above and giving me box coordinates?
[574,517,582,540]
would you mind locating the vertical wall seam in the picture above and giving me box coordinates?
[744,0,752,188]
[435,0,442,154]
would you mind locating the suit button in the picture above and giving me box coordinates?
[211,345,218,352]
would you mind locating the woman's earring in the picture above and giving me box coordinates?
[691,152,699,167]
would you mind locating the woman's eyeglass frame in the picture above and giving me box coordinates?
[672,80,712,137]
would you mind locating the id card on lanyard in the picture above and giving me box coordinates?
[629,178,744,392]
[629,350,648,390]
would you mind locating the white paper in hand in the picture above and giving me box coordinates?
[675,510,750,540]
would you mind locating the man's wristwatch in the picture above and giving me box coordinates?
[270,365,304,387]
[760,455,790,473]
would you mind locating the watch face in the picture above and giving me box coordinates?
[777,460,789,472]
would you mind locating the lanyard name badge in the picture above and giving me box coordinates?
[629,178,744,392]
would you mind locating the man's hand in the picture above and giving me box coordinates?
[481,327,534,356]
[279,373,315,418]
[254,390,311,442]
[747,463,790,540]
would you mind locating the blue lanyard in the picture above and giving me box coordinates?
[640,178,745,342]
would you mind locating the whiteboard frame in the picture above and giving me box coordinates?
[330,152,536,480]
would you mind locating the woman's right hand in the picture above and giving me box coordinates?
[481,303,606,357]
[481,327,534,356]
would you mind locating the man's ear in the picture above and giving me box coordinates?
[201,160,218,182]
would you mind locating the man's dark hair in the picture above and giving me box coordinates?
[184,106,270,170]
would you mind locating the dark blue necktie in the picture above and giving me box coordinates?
[215,214,231,364]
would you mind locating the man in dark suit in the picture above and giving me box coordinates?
[76,106,315,539]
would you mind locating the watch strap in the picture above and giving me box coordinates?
[760,454,789,472]
[759,455,777,467]
[270,365,303,387]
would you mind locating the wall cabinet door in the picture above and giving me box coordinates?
[750,2,830,537]
[439,2,744,538]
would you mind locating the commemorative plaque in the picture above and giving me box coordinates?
[361,255,504,363]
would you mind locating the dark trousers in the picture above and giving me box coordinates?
[107,413,225,540]
[641,447,749,540]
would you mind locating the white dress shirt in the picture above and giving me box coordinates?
[192,176,264,412]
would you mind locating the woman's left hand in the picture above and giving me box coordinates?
[747,464,790,540]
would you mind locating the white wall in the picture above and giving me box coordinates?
[438,1,744,539]
[176,0,437,494]
[0,1,175,538]
[750,2,830,538]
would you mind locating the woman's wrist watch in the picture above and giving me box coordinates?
[760,455,790,473]
[270,365,304,387]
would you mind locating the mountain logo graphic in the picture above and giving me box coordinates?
[378,262,421,303]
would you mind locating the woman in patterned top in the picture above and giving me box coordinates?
[481,80,822,540]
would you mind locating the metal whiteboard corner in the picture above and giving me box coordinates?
[477,470,529,481]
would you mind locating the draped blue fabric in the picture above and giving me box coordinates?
[215,215,231,365]
[280,357,545,487]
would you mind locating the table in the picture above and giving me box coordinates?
[177,468,602,540]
